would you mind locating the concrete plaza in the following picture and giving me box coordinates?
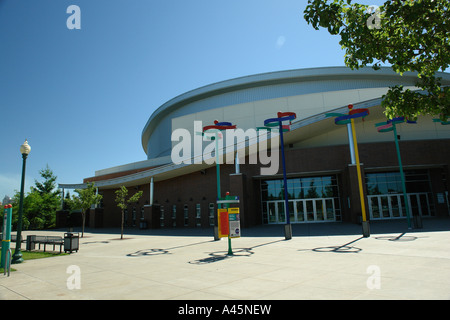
[1,218,450,300]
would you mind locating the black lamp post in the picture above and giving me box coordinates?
[12,139,31,264]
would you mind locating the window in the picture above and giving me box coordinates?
[132,207,136,227]
[196,204,201,227]
[160,206,164,227]
[261,176,340,202]
[365,170,435,220]
[184,204,189,226]
[172,205,176,227]
[365,170,432,195]
[209,203,215,226]
[261,175,341,224]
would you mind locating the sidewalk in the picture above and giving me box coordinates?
[1,218,450,300]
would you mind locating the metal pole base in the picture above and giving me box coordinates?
[227,236,233,256]
[284,224,292,240]
[413,215,423,229]
[11,250,24,264]
[362,221,370,238]
[213,226,220,241]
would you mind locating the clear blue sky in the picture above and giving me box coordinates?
[0,0,386,199]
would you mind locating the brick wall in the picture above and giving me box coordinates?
[95,139,450,229]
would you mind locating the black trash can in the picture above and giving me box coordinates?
[64,232,79,253]
[26,235,36,251]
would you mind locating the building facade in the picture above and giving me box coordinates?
[64,67,450,230]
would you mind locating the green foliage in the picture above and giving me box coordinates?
[66,182,102,237]
[303,0,450,120]
[11,166,61,230]
[33,165,60,196]
[69,182,102,213]
[115,186,143,239]
[115,186,143,210]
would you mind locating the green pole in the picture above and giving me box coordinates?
[216,134,221,202]
[392,123,412,229]
[226,206,233,256]
[215,134,221,241]
[224,194,233,256]
[12,153,28,264]
[227,235,233,255]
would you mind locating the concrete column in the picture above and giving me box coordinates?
[150,177,154,206]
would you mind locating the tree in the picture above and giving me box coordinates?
[115,186,143,239]
[63,191,71,211]
[69,182,102,238]
[33,165,59,196]
[303,0,449,121]
[11,165,61,230]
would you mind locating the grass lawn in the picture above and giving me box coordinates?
[1,250,67,273]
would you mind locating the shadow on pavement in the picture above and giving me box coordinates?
[66,217,450,239]
[310,236,364,254]
[188,239,285,264]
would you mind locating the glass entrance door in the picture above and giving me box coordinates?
[368,193,431,220]
[266,198,336,224]
[408,193,431,217]
[267,201,286,224]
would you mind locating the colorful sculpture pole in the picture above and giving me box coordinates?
[375,116,417,229]
[261,112,296,240]
[432,117,450,125]
[326,104,370,237]
[1,204,12,269]
[202,120,237,240]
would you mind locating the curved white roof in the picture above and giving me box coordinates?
[142,66,450,159]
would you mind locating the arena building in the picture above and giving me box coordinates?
[59,66,450,231]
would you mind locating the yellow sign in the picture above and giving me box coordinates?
[228,207,241,238]
[228,208,239,214]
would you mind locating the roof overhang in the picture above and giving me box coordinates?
[141,66,436,155]
[80,97,386,190]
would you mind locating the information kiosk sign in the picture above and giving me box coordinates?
[228,208,241,238]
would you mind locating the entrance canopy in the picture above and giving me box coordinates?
[58,183,88,209]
